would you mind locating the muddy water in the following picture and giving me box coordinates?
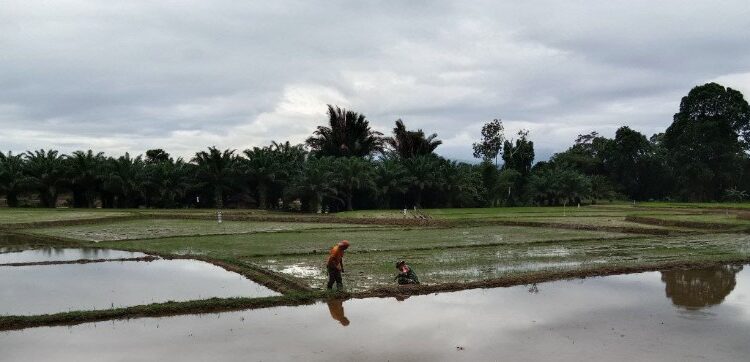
[0,247,147,264]
[0,259,279,315]
[1,265,748,361]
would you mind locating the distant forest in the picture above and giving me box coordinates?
[1,82,749,211]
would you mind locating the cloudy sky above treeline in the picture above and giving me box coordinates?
[2,1,750,161]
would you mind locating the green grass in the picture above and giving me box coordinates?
[246,233,750,291]
[0,209,133,224]
[640,201,750,210]
[27,219,374,242]
[94,225,633,258]
[337,205,699,220]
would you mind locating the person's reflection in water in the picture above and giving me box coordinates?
[326,299,350,326]
[660,265,743,310]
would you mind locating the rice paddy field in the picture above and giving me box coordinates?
[2,203,750,329]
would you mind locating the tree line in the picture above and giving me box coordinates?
[1,83,749,210]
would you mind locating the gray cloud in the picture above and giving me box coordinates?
[2,0,750,161]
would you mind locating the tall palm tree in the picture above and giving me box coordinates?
[24,149,66,207]
[374,157,413,208]
[67,150,105,207]
[144,158,192,208]
[192,147,239,208]
[287,157,339,213]
[306,105,383,157]
[243,146,282,209]
[102,153,146,208]
[335,157,375,211]
[0,151,30,207]
[403,154,441,208]
[439,159,482,207]
[385,119,442,158]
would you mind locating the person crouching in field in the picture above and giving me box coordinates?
[326,240,349,290]
[395,260,419,285]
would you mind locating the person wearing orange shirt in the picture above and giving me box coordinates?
[326,240,349,290]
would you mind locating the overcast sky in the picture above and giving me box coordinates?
[2,1,750,162]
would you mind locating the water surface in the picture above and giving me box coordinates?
[1,264,748,361]
[0,259,279,315]
[0,247,147,264]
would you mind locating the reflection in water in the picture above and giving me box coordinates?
[326,299,350,326]
[661,265,743,310]
[2,266,750,361]
[0,259,279,315]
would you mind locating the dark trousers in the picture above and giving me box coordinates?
[327,266,343,290]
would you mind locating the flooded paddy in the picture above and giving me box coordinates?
[0,258,278,316]
[1,264,748,361]
[0,247,147,264]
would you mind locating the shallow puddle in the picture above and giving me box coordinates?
[0,259,279,315]
[0,247,147,264]
[1,264,748,361]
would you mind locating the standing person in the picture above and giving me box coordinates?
[326,240,349,290]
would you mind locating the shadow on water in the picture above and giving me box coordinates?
[660,265,743,310]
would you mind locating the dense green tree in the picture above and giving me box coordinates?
[374,157,413,208]
[404,155,441,207]
[306,105,383,157]
[243,146,283,209]
[502,130,535,176]
[663,83,750,201]
[335,157,375,211]
[143,158,193,208]
[439,159,483,207]
[145,149,171,164]
[602,126,652,200]
[478,160,501,206]
[472,119,504,166]
[287,157,339,212]
[192,147,239,208]
[67,150,105,208]
[551,131,611,176]
[102,153,145,208]
[0,151,30,207]
[527,164,591,206]
[385,119,442,158]
[24,149,66,207]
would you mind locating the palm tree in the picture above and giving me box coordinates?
[144,158,192,207]
[306,105,383,157]
[335,157,375,211]
[67,150,105,207]
[102,153,146,208]
[24,149,66,207]
[374,157,413,208]
[287,157,339,212]
[439,159,482,207]
[385,119,442,158]
[243,146,282,209]
[403,155,441,208]
[192,147,239,208]
[0,151,30,207]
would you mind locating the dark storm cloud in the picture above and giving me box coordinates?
[1,0,749,160]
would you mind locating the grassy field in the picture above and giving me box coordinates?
[0,209,134,224]
[2,204,750,328]
[27,219,374,242]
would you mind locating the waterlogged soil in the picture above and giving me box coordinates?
[1,265,748,361]
[253,233,750,291]
[29,219,373,242]
[0,259,278,316]
[100,225,633,260]
[0,247,147,264]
